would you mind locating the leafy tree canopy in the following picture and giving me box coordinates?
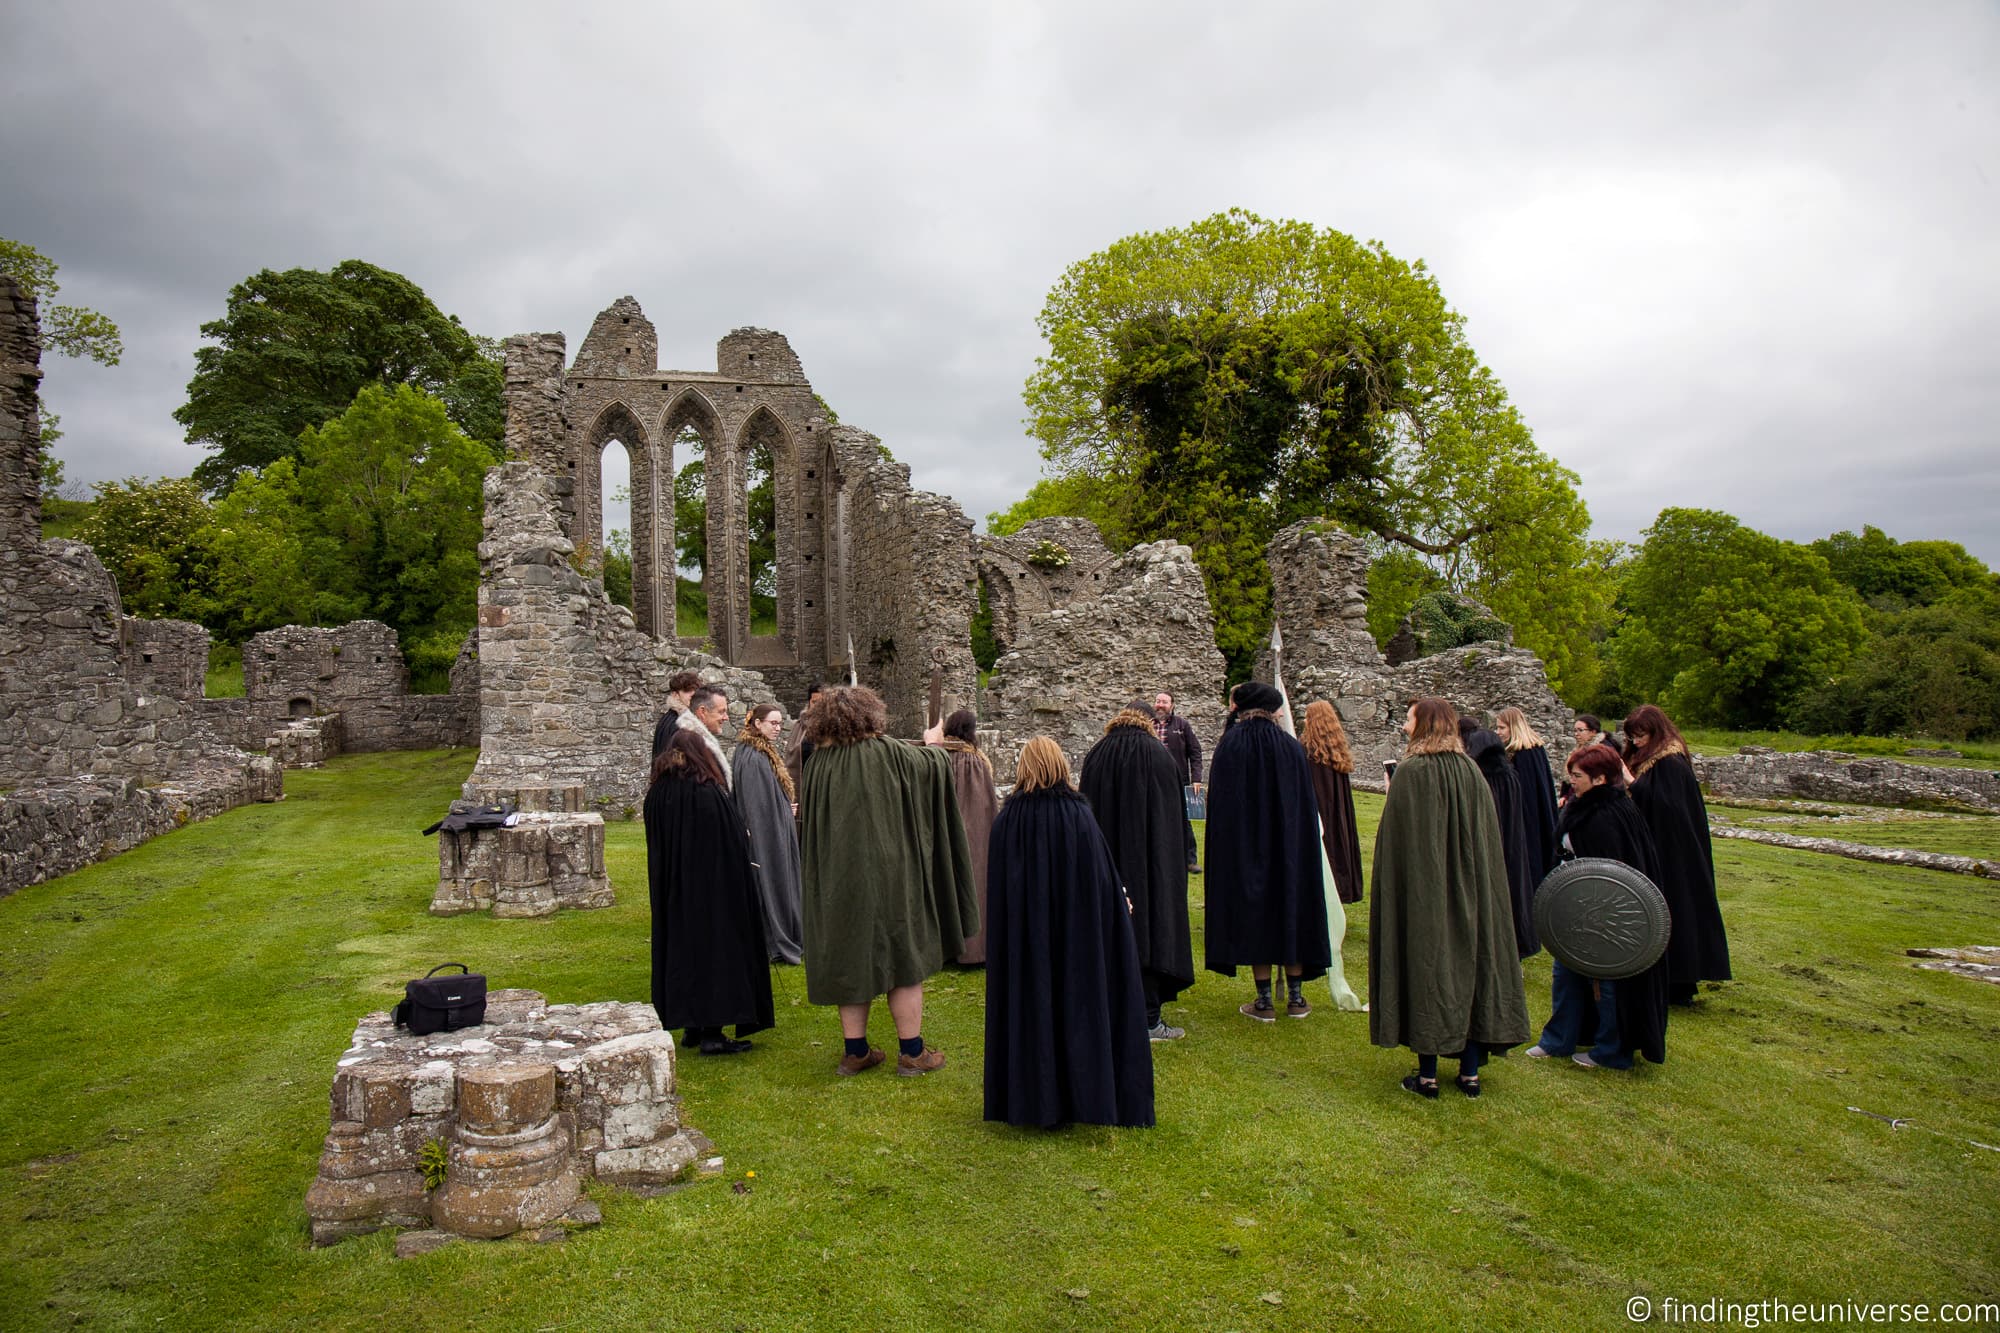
[1019,209,1610,688]
[1611,508,1866,729]
[176,260,501,492]
[0,237,124,365]
[76,477,214,620]
[1811,525,1995,611]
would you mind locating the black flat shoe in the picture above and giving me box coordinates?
[699,1038,753,1056]
[1401,1073,1439,1100]
[1455,1074,1482,1098]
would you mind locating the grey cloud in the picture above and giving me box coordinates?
[4,0,1995,564]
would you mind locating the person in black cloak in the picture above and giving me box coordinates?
[645,726,775,1056]
[650,670,704,759]
[1459,715,1540,959]
[1300,700,1364,904]
[1495,707,1559,889]
[1205,681,1331,1020]
[1079,700,1197,1040]
[1622,705,1730,1005]
[983,737,1155,1129]
[1527,742,1670,1069]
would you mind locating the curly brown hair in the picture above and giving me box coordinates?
[1300,700,1353,772]
[804,684,888,747]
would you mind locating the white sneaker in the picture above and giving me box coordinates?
[1572,1052,1602,1069]
[1525,1045,1552,1059]
[1148,1021,1186,1041]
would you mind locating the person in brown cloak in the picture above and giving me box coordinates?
[798,686,979,1077]
[1370,697,1530,1098]
[927,708,999,965]
[1079,700,1196,1040]
[1300,701,1363,905]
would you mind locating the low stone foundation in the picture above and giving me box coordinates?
[304,989,717,1248]
[266,715,342,769]
[431,811,614,916]
[0,756,283,895]
[1695,749,2000,812]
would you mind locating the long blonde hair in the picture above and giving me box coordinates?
[1494,706,1543,754]
[1013,736,1073,795]
[1300,700,1353,773]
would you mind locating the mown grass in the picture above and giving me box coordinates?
[1684,727,2000,768]
[2,751,1996,1330]
[1710,806,2000,862]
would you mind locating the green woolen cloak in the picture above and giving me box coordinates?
[799,737,980,1006]
[1368,749,1531,1056]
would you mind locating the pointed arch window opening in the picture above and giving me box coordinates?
[672,423,709,639]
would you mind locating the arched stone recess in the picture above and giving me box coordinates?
[736,405,797,668]
[581,401,659,636]
[658,389,722,646]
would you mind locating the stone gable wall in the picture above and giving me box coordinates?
[983,535,1227,771]
[122,617,210,701]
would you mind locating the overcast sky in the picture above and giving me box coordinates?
[5,2,1996,562]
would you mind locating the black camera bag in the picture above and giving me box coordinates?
[393,963,487,1035]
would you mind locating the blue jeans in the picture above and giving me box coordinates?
[1538,961,1634,1069]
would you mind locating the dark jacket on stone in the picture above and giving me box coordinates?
[983,785,1155,1129]
[1510,743,1560,887]
[1628,746,1732,986]
[1467,729,1540,958]
[1203,713,1330,979]
[730,742,804,965]
[1554,783,1670,1064]
[1369,745,1530,1056]
[1307,758,1365,904]
[644,769,775,1037]
[1079,717,1196,1003]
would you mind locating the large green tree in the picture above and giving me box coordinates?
[75,477,216,621]
[1021,209,1610,689]
[176,260,501,491]
[1610,509,1866,729]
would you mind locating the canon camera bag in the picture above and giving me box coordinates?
[394,963,487,1035]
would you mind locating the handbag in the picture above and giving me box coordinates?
[1184,784,1207,821]
[393,963,488,1035]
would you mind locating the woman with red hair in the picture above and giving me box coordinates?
[1623,705,1731,1005]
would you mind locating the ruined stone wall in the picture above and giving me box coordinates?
[832,427,978,737]
[466,462,774,814]
[122,617,210,701]
[238,621,472,752]
[1260,519,1572,780]
[973,518,1117,655]
[1695,749,2000,813]
[0,276,281,892]
[984,536,1227,771]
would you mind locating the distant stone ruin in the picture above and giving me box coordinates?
[0,276,281,893]
[1696,748,2000,813]
[1257,519,1573,778]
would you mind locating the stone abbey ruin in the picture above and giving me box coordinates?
[12,282,1996,894]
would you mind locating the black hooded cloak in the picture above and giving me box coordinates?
[1307,759,1365,905]
[983,785,1155,1129]
[1203,713,1331,978]
[644,769,776,1038]
[1628,747,1731,991]
[1466,729,1540,958]
[1079,718,1196,1005]
[649,707,682,759]
[1510,744,1560,887]
[1553,782,1670,1063]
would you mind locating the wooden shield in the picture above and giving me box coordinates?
[1533,857,1671,980]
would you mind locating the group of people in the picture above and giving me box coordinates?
[640,666,1731,1125]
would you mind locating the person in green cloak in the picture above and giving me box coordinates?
[798,685,980,1077]
[1369,696,1531,1099]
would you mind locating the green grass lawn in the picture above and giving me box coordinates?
[1710,807,2000,862]
[3,751,1997,1330]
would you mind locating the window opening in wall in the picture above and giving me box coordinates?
[971,573,1001,684]
[289,697,314,719]
[746,434,777,636]
[600,437,634,612]
[673,425,709,638]
[142,652,154,663]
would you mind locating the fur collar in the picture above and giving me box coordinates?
[1404,732,1465,757]
[1105,709,1158,735]
[1234,708,1281,727]
[677,708,732,792]
[1632,738,1688,779]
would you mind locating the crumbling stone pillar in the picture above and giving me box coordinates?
[433,1063,580,1240]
